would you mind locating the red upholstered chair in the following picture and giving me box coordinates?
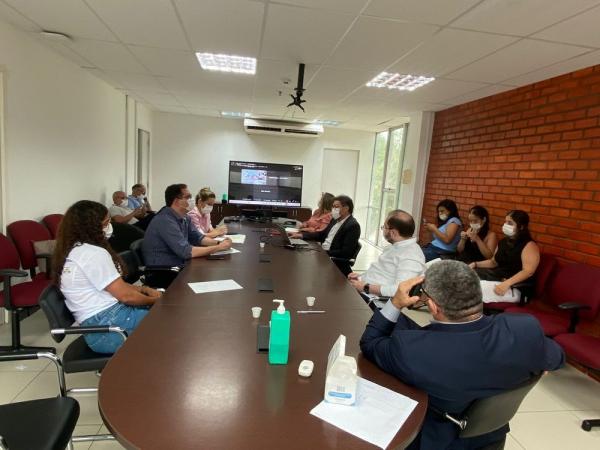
[0,233,54,353]
[484,253,558,312]
[6,220,53,279]
[42,214,64,239]
[506,263,600,337]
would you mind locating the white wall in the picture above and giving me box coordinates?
[0,21,129,225]
[151,113,376,229]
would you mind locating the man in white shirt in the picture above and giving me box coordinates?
[109,191,143,226]
[348,210,425,297]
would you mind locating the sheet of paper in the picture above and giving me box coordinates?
[188,279,243,294]
[310,377,418,450]
[211,248,241,256]
[215,234,246,244]
[285,227,300,234]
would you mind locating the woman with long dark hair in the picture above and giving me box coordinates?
[456,205,498,263]
[53,200,161,354]
[421,199,462,262]
[470,210,540,303]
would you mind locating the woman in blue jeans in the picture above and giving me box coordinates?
[421,199,463,262]
[52,200,161,354]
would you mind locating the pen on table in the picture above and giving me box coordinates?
[297,310,325,314]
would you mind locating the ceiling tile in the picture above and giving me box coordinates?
[442,84,514,106]
[273,0,368,14]
[86,0,188,50]
[365,0,481,25]
[261,3,355,64]
[66,39,149,73]
[533,5,600,48]
[187,107,220,117]
[4,0,116,41]
[446,39,590,84]
[104,71,166,91]
[155,105,190,114]
[133,91,180,106]
[0,2,39,31]
[452,0,600,36]
[129,46,199,77]
[389,28,517,77]
[84,68,127,89]
[305,67,378,107]
[36,39,96,68]
[503,50,600,86]
[175,0,264,55]
[326,16,439,71]
[253,59,318,105]
[392,78,490,103]
[250,102,290,117]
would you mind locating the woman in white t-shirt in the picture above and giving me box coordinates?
[53,200,161,354]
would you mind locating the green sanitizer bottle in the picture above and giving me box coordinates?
[269,300,290,365]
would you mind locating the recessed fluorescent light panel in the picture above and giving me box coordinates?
[366,72,434,91]
[221,111,250,118]
[315,119,340,127]
[196,53,256,75]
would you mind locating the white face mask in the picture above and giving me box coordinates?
[470,223,481,231]
[439,213,448,221]
[103,223,113,239]
[201,205,213,214]
[137,194,145,201]
[331,208,341,220]
[119,199,128,207]
[186,198,195,211]
[502,223,516,237]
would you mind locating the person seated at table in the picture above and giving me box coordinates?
[109,190,155,231]
[142,184,232,280]
[299,192,334,233]
[456,205,497,264]
[348,209,424,298]
[128,183,153,212]
[188,187,227,238]
[421,199,462,262]
[469,210,539,303]
[53,200,162,354]
[290,195,360,276]
[360,260,564,449]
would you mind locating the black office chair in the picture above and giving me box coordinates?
[435,373,542,449]
[0,351,79,450]
[330,242,362,277]
[130,238,180,289]
[108,222,144,253]
[119,250,142,284]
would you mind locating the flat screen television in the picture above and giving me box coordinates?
[228,160,303,207]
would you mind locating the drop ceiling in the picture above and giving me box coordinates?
[1,0,600,131]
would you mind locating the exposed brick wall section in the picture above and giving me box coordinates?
[421,65,600,268]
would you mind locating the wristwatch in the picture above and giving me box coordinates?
[364,283,370,294]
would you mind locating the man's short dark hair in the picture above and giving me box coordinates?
[165,184,187,207]
[423,260,483,321]
[386,209,415,238]
[132,183,144,191]
[334,195,354,214]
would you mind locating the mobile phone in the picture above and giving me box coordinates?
[409,282,423,297]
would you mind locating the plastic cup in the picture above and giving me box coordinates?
[259,242,265,249]
[251,307,262,319]
[306,296,316,307]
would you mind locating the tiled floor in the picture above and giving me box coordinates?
[0,240,598,449]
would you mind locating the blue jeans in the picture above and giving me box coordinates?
[81,302,149,354]
[421,243,456,262]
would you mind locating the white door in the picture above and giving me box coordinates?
[136,129,150,188]
[321,148,359,199]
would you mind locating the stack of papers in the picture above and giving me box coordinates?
[188,279,243,294]
[212,248,241,256]
[215,234,246,244]
[310,377,418,449]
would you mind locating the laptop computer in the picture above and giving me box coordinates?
[272,223,309,247]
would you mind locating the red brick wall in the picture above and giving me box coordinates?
[421,65,600,267]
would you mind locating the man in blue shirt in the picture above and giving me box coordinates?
[128,183,152,210]
[142,184,231,273]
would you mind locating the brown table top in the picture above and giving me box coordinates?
[98,222,427,449]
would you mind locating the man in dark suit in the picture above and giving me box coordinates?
[360,260,564,450]
[295,195,360,275]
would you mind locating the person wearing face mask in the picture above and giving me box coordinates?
[109,191,143,225]
[188,187,227,238]
[347,210,425,298]
[421,199,463,262]
[52,200,162,354]
[298,192,334,233]
[142,184,232,287]
[456,205,498,264]
[290,195,361,276]
[128,184,153,212]
[469,210,540,303]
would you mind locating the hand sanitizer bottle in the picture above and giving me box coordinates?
[269,299,290,365]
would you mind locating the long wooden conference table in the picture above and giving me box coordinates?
[99,222,427,449]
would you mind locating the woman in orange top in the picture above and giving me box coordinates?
[300,192,334,233]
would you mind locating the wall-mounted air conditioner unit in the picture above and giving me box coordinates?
[243,119,324,138]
